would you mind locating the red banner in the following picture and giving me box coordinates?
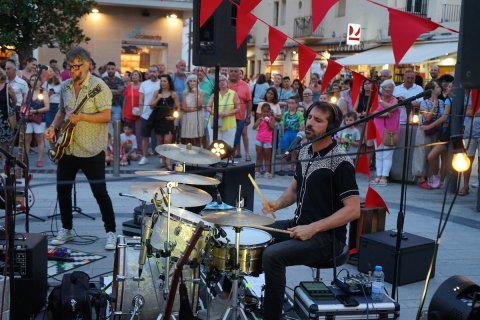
[268,26,288,65]
[321,59,343,94]
[298,44,317,81]
[351,72,367,108]
[200,0,222,28]
[355,153,371,179]
[236,11,257,48]
[365,186,390,213]
[312,0,340,32]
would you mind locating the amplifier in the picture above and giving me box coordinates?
[0,233,47,319]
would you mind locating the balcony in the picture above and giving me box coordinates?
[293,16,324,40]
[398,0,429,19]
[441,4,461,23]
[98,0,192,11]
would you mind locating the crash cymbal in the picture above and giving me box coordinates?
[135,170,220,185]
[128,182,212,207]
[202,210,274,227]
[155,143,220,165]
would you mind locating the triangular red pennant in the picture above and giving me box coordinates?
[268,26,288,65]
[298,44,317,81]
[351,72,367,108]
[312,0,339,32]
[387,8,439,65]
[370,83,379,113]
[355,153,371,179]
[238,0,261,15]
[236,12,257,48]
[200,0,222,28]
[472,89,480,115]
[366,120,377,142]
[321,59,343,94]
[365,186,390,213]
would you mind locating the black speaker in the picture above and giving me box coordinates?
[186,163,255,211]
[0,233,48,319]
[459,1,480,89]
[192,0,247,67]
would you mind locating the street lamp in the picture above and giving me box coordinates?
[451,135,470,172]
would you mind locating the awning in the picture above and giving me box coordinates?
[335,41,458,66]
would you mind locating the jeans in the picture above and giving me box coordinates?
[57,151,116,233]
[262,220,339,320]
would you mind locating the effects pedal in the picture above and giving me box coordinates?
[300,281,335,300]
[333,273,372,295]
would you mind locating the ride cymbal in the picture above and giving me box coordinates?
[135,171,220,186]
[202,210,274,227]
[155,143,220,165]
[128,182,212,207]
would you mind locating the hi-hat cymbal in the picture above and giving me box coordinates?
[155,143,220,165]
[202,210,274,227]
[135,171,220,186]
[128,182,212,207]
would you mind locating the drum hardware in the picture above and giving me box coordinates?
[163,181,178,300]
[130,294,145,320]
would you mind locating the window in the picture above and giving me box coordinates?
[280,0,286,25]
[337,0,346,17]
[273,1,279,26]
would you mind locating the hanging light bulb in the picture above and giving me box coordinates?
[451,136,471,173]
[330,96,337,104]
[412,114,419,124]
[38,92,44,100]
[173,110,179,118]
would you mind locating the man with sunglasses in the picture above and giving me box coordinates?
[45,46,117,250]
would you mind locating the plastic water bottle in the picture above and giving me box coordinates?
[371,265,385,301]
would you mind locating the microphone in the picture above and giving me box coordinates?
[138,215,153,278]
[397,89,432,106]
[159,187,170,207]
[37,64,49,70]
[284,131,306,155]
[214,224,227,238]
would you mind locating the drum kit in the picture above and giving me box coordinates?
[114,144,278,320]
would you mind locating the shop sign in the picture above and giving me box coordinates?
[346,23,361,45]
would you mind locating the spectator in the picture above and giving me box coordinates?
[102,62,125,124]
[309,72,322,102]
[292,79,304,100]
[251,74,270,121]
[460,89,479,196]
[393,69,423,125]
[0,68,16,150]
[61,61,70,81]
[254,103,275,179]
[49,59,58,70]
[138,65,161,165]
[278,76,296,108]
[195,66,214,148]
[123,70,143,154]
[4,59,28,116]
[42,67,62,128]
[301,88,314,115]
[338,78,353,115]
[415,74,424,88]
[181,74,205,147]
[336,111,360,161]
[120,123,140,166]
[171,59,187,103]
[206,75,240,148]
[371,79,399,186]
[19,57,38,84]
[278,97,304,176]
[150,74,180,170]
[413,81,444,189]
[354,79,374,117]
[438,74,454,102]
[25,76,49,167]
[271,74,283,99]
[258,87,282,122]
[429,65,440,82]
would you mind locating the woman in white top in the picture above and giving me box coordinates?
[181,74,205,147]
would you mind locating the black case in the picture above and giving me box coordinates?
[294,286,400,319]
[358,230,436,285]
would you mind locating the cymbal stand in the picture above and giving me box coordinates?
[222,185,248,320]
[163,181,178,300]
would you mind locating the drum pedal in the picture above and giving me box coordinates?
[133,276,145,282]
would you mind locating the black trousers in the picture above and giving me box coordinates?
[57,151,116,233]
[262,219,340,320]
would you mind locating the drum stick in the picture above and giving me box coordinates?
[247,173,276,219]
[254,225,291,235]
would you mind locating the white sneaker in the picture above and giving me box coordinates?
[51,228,74,246]
[138,157,148,165]
[105,232,117,250]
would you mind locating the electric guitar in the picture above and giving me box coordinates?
[162,222,205,320]
[48,84,102,162]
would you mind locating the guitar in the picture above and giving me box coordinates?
[48,84,102,161]
[162,222,205,320]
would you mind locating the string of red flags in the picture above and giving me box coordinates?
[236,11,257,48]
[355,153,371,179]
[199,0,222,28]
[321,59,343,94]
[365,186,390,213]
[351,72,368,108]
[268,26,288,65]
[298,45,317,82]
[311,0,340,33]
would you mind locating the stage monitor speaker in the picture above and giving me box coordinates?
[192,0,247,67]
[0,233,48,319]
[459,1,480,89]
[186,163,255,211]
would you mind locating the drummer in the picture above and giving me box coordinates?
[261,102,361,320]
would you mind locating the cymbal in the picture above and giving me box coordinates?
[202,210,274,227]
[155,143,220,165]
[128,182,213,207]
[135,171,220,186]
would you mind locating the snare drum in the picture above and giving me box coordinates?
[212,228,272,275]
[112,237,199,319]
[150,208,212,259]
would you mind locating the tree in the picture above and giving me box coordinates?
[0,0,96,65]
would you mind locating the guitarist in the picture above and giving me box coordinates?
[45,46,118,250]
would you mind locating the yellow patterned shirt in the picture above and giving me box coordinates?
[59,74,112,157]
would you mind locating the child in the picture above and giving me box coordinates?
[278,97,304,176]
[253,103,275,179]
[337,111,360,161]
[105,133,114,166]
[120,123,140,166]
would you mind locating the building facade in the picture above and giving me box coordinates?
[249,0,461,82]
[37,0,192,73]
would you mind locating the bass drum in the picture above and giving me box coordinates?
[112,237,199,319]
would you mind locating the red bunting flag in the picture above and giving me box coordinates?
[351,72,367,108]
[236,11,257,48]
[312,0,340,32]
[370,83,379,114]
[298,44,317,81]
[321,59,343,94]
[472,89,480,115]
[365,186,390,213]
[268,26,288,65]
[355,153,371,179]
[387,7,439,65]
[200,0,222,28]
[238,0,262,15]
[366,120,377,142]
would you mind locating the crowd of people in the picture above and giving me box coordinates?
[0,55,476,193]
